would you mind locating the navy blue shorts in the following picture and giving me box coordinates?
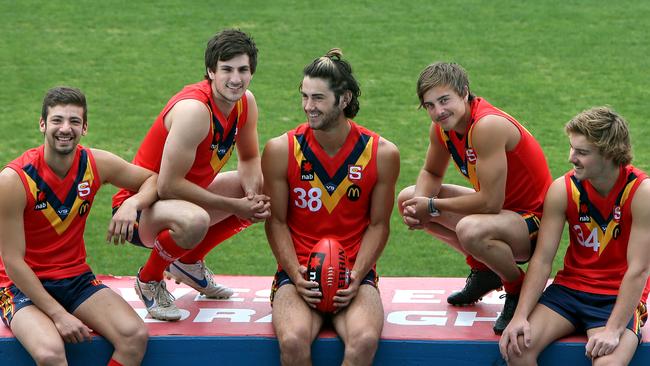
[0,271,108,326]
[539,284,647,341]
[111,206,145,247]
[516,211,541,264]
[270,269,378,304]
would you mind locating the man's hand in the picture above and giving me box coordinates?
[244,191,271,223]
[498,316,531,362]
[333,270,362,311]
[106,199,138,244]
[51,311,93,343]
[232,193,271,222]
[585,328,622,359]
[291,265,322,308]
[402,196,432,229]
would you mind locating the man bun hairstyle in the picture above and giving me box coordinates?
[302,48,361,118]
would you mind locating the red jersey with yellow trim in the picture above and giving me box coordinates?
[554,165,650,301]
[286,121,379,267]
[434,97,551,216]
[112,80,248,207]
[0,145,101,286]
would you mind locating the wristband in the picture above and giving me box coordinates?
[428,197,440,217]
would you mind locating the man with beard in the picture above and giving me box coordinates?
[262,49,400,365]
[0,86,151,365]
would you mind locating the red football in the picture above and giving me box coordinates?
[306,237,350,313]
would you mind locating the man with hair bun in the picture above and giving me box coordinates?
[500,107,650,365]
[399,62,553,334]
[263,48,400,365]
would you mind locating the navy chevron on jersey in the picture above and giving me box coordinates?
[555,165,650,300]
[435,97,551,216]
[0,145,101,286]
[286,121,379,267]
[112,80,248,208]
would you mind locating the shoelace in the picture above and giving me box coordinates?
[154,281,176,306]
[499,293,518,313]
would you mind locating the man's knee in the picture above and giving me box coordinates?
[276,328,312,357]
[31,342,67,366]
[396,186,415,214]
[345,328,380,356]
[174,207,210,247]
[456,215,490,252]
[112,321,149,359]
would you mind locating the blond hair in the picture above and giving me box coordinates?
[565,106,632,166]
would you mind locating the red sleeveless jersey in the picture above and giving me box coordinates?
[0,145,101,286]
[113,80,248,207]
[435,97,551,215]
[554,165,650,301]
[285,121,379,267]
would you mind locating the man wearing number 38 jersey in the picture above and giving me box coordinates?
[262,48,400,365]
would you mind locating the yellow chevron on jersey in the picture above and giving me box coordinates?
[292,134,374,213]
[209,99,244,173]
[23,157,96,235]
[569,175,638,255]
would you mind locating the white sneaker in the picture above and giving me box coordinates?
[166,260,233,299]
[135,271,182,321]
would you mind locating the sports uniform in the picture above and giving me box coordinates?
[435,97,552,227]
[271,121,380,298]
[539,165,650,337]
[0,145,107,324]
[112,79,249,208]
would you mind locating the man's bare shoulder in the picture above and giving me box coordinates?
[264,134,289,155]
[472,114,520,148]
[378,136,398,153]
[0,168,26,207]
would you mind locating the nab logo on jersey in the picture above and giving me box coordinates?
[348,165,362,181]
[77,181,91,198]
[579,202,591,223]
[346,184,361,201]
[34,190,47,210]
[301,160,314,181]
[466,148,477,163]
[210,132,221,150]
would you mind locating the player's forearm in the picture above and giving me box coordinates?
[238,157,263,195]
[158,176,237,212]
[352,223,389,278]
[512,256,553,320]
[5,259,67,319]
[435,190,503,215]
[604,268,648,334]
[414,169,442,197]
[265,220,301,280]
[127,175,159,210]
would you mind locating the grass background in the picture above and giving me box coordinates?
[1,0,649,278]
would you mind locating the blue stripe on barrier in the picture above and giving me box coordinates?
[1,335,649,366]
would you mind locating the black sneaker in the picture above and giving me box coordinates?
[493,293,519,335]
[447,269,503,306]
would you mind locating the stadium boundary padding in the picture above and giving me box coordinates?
[1,276,648,365]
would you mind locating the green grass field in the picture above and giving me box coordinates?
[2,0,649,278]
